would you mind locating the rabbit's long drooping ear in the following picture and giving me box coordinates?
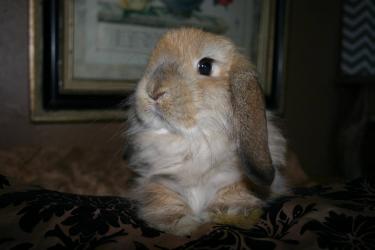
[229,55,274,187]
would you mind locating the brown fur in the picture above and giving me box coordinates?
[129,183,196,234]
[208,180,263,216]
[229,56,274,186]
[131,180,264,233]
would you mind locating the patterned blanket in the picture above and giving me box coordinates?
[0,174,374,250]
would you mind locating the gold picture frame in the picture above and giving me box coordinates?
[29,0,127,122]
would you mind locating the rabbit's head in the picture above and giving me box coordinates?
[133,28,274,187]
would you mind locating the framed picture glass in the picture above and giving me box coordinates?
[29,0,283,122]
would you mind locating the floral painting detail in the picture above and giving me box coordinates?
[214,0,234,6]
[161,0,205,17]
[98,0,229,33]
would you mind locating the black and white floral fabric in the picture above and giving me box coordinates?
[0,175,374,250]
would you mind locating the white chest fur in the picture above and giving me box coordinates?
[129,112,287,216]
[132,127,243,216]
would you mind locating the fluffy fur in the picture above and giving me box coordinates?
[125,28,288,235]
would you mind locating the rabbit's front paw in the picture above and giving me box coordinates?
[212,207,263,229]
[149,214,202,236]
[170,214,203,236]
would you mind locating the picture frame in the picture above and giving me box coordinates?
[29,0,282,122]
[30,0,127,122]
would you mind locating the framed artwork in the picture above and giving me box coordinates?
[29,0,282,122]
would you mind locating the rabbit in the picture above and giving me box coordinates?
[125,28,291,236]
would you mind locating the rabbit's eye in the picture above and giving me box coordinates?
[197,57,214,76]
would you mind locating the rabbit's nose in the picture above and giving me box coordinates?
[150,90,166,101]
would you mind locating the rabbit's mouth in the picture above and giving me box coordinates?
[151,102,167,123]
[135,99,179,134]
[144,100,198,135]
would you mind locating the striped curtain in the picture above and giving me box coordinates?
[340,0,375,77]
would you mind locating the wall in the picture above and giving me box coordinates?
[283,0,342,181]
[0,0,124,154]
